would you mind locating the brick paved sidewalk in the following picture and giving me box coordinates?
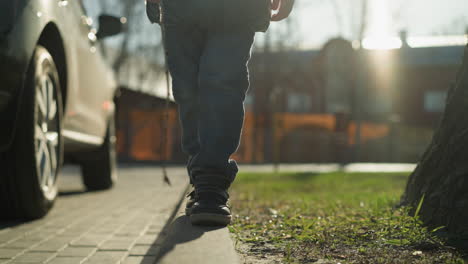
[0,166,189,264]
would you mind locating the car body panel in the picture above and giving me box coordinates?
[55,0,116,150]
[0,0,48,151]
[0,0,117,153]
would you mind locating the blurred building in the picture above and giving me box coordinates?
[106,48,184,163]
[355,36,465,162]
[359,35,465,126]
[239,36,466,163]
[115,88,185,163]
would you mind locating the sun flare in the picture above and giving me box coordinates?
[363,0,398,50]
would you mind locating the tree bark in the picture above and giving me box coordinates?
[401,44,468,236]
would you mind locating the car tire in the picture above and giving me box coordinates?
[80,115,117,191]
[0,46,63,219]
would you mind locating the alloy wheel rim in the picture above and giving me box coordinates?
[35,71,59,195]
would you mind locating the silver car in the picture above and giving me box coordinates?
[0,0,123,219]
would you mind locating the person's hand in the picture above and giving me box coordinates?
[271,0,295,21]
[146,0,161,24]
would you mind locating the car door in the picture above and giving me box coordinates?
[62,0,116,143]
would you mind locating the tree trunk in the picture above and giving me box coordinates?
[401,44,468,236]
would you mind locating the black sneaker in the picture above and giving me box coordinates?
[189,169,234,226]
[185,186,198,216]
[190,192,231,226]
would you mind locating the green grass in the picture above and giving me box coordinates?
[229,172,464,264]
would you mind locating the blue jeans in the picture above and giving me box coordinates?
[161,0,268,176]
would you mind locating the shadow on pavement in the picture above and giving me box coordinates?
[0,220,28,230]
[149,215,223,263]
[58,190,87,196]
[139,184,224,263]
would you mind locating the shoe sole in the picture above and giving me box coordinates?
[190,213,232,226]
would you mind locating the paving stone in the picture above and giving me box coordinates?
[0,248,23,259]
[10,223,45,232]
[129,245,159,256]
[28,232,58,239]
[83,251,126,264]
[7,232,40,241]
[57,247,95,257]
[12,252,53,263]
[58,230,85,237]
[0,234,20,244]
[46,256,84,264]
[70,236,108,247]
[63,228,92,236]
[47,223,73,229]
[87,229,115,235]
[122,256,157,264]
[49,236,76,243]
[30,241,68,252]
[3,239,40,249]
[114,229,143,237]
[99,239,135,251]
[134,235,157,246]
[88,225,120,233]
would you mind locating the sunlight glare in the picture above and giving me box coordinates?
[408,35,468,48]
[362,37,402,50]
[363,0,398,50]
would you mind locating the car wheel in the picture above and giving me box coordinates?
[0,46,63,219]
[80,114,117,190]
